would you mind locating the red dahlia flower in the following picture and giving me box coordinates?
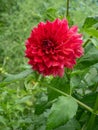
[25,18,83,77]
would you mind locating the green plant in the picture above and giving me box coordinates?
[0,0,98,130]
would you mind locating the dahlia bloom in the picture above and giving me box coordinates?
[25,18,83,77]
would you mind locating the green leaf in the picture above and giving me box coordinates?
[0,69,32,87]
[91,38,98,49]
[81,92,98,108]
[83,16,98,29]
[70,69,88,89]
[0,127,10,130]
[47,75,69,101]
[54,118,81,130]
[35,93,48,115]
[43,7,58,21]
[0,116,6,125]
[84,67,98,86]
[15,95,32,104]
[4,69,32,82]
[46,96,78,130]
[79,43,98,67]
[70,63,98,89]
[85,28,98,38]
[94,117,98,130]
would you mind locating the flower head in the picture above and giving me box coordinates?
[25,18,83,77]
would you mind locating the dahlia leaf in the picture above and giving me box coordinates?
[82,16,98,29]
[54,118,81,130]
[0,69,32,87]
[4,69,32,82]
[47,75,69,101]
[44,8,58,21]
[70,68,88,89]
[84,67,98,86]
[91,38,98,49]
[85,28,98,38]
[78,43,98,67]
[70,63,98,89]
[46,96,78,130]
[81,92,98,108]
[34,93,48,115]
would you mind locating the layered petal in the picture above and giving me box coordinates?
[25,18,84,77]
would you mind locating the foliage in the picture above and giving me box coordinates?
[0,0,98,130]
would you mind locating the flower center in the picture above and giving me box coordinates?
[42,40,55,54]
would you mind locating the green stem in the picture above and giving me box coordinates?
[48,85,69,97]
[73,97,93,113]
[86,94,98,130]
[66,0,70,17]
[48,86,94,114]
[83,36,92,47]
